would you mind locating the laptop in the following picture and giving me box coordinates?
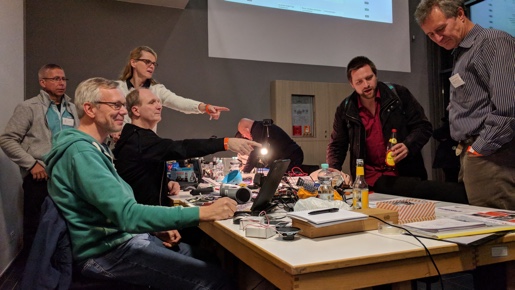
[236,159,291,215]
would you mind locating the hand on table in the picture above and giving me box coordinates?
[167,181,180,196]
[199,197,237,221]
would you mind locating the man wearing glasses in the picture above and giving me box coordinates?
[44,77,237,288]
[0,64,79,249]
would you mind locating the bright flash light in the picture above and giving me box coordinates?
[260,147,268,155]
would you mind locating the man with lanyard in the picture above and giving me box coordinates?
[0,64,79,248]
[415,0,515,210]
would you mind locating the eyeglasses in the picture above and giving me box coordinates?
[42,77,69,82]
[136,58,158,67]
[95,101,126,111]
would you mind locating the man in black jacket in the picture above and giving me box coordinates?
[113,88,260,206]
[237,118,303,172]
[327,56,432,188]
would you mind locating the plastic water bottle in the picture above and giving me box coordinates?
[214,159,225,182]
[317,163,333,201]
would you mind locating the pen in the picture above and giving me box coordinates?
[308,208,339,215]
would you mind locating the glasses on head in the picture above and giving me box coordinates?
[136,58,158,67]
[42,77,69,82]
[95,101,126,111]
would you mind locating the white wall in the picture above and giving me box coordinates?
[0,0,25,276]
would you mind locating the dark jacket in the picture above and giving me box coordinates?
[113,123,225,205]
[21,196,72,290]
[327,82,432,181]
[242,121,303,172]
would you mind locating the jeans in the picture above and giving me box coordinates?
[80,233,235,290]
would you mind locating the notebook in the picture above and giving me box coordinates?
[236,159,291,215]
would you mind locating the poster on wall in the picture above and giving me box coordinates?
[292,95,314,137]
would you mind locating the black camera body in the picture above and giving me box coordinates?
[263,119,273,126]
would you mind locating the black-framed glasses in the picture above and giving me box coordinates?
[136,58,158,67]
[42,77,69,82]
[95,101,126,111]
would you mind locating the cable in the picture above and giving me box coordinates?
[288,166,307,176]
[368,215,445,290]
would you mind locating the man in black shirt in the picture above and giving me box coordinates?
[113,89,260,206]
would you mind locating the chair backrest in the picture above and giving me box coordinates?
[21,196,73,290]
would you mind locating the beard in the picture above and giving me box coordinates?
[359,87,376,99]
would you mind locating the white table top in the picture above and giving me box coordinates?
[174,192,464,272]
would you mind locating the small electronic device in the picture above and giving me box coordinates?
[276,227,301,240]
[190,187,213,196]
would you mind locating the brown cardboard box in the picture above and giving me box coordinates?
[292,208,398,238]
[376,199,435,224]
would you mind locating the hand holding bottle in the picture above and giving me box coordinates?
[389,143,409,163]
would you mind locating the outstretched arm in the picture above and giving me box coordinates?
[198,103,230,120]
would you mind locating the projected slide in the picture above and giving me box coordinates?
[470,0,515,36]
[226,0,393,23]
[209,0,411,72]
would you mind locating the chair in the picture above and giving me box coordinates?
[20,196,147,289]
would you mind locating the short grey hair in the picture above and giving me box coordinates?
[125,89,142,119]
[414,0,465,25]
[38,64,63,79]
[75,77,119,118]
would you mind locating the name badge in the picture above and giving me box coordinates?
[62,117,75,127]
[449,73,465,88]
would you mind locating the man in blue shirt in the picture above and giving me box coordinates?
[415,0,515,210]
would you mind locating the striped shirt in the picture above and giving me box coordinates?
[449,25,515,156]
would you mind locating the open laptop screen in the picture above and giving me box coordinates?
[250,159,291,213]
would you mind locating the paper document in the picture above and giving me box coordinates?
[403,218,515,239]
[288,209,368,227]
[404,218,485,233]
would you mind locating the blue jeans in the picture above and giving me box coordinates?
[80,233,235,289]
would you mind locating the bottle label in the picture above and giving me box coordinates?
[389,137,397,144]
[361,189,369,209]
[356,166,364,176]
[385,151,395,166]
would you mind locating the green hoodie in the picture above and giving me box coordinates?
[44,129,200,263]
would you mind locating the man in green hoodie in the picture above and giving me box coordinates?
[44,77,244,289]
